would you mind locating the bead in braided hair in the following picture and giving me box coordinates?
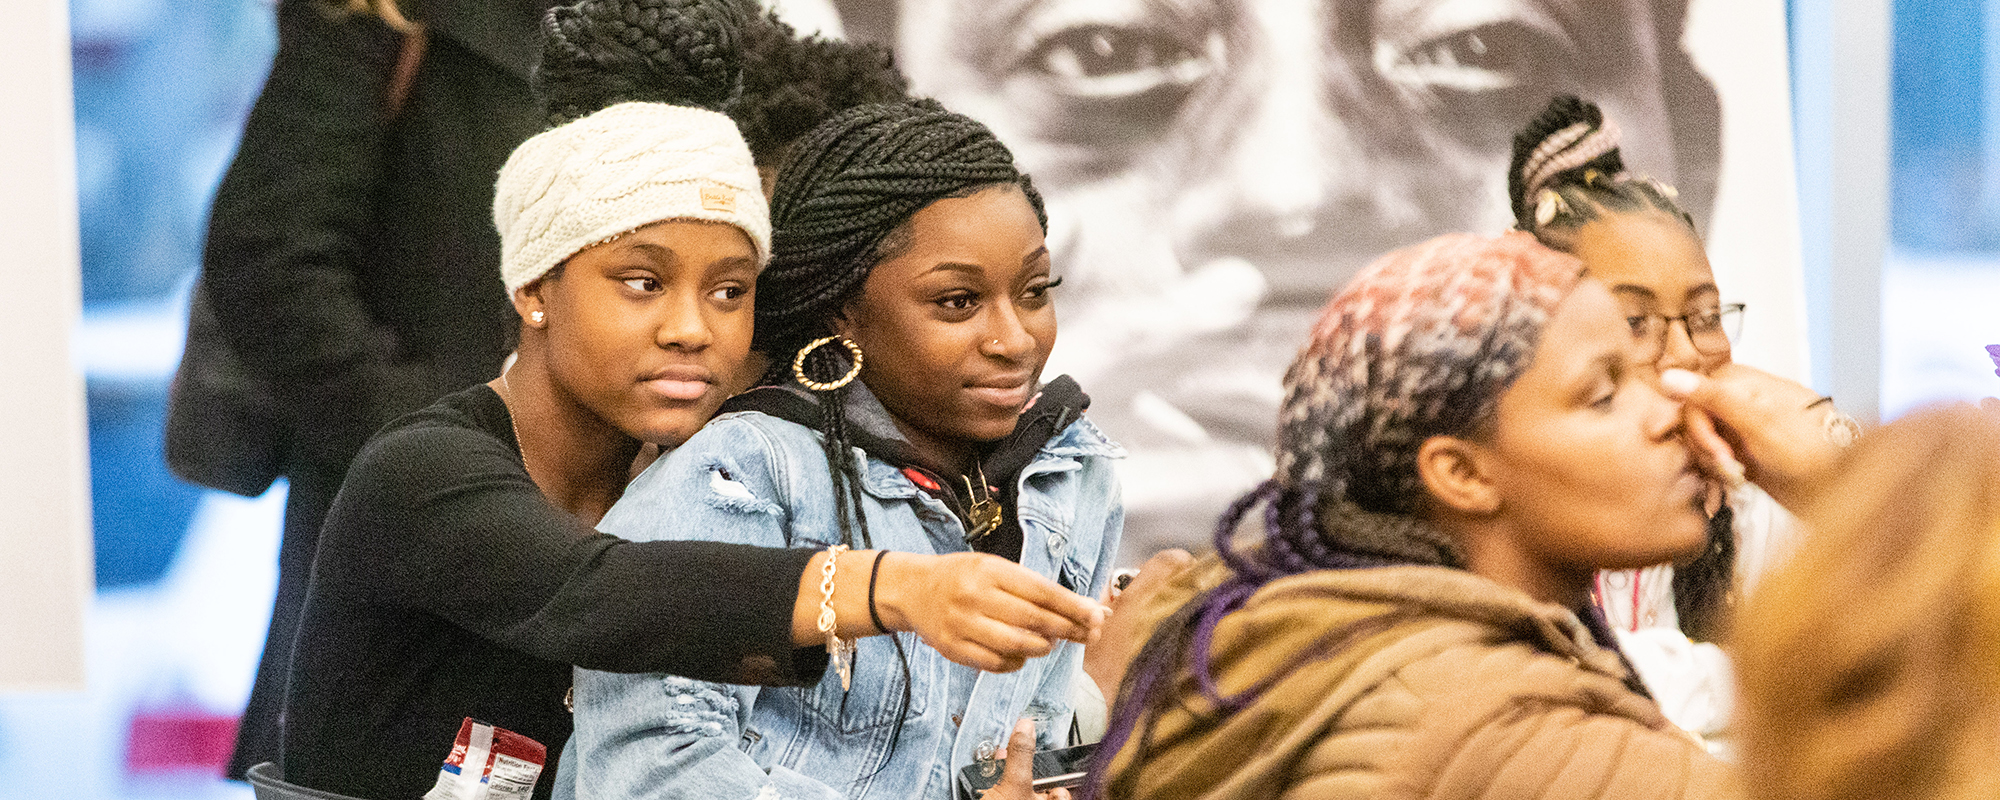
[1508,95,1696,252]
[534,0,752,126]
[1086,232,1585,800]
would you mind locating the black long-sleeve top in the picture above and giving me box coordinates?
[201,0,561,776]
[282,385,823,800]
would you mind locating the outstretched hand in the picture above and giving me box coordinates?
[874,552,1107,673]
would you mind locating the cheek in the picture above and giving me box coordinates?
[549,309,632,386]
[1505,426,1668,538]
[1025,307,1058,359]
[851,313,953,390]
[1700,348,1732,375]
[712,306,755,353]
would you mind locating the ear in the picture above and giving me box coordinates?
[1417,435,1500,516]
[512,279,548,328]
[827,298,861,340]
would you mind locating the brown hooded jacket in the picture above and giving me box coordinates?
[1102,558,1736,800]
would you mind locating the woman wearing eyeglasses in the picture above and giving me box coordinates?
[1506,96,1839,745]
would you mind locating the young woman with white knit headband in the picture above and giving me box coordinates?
[274,3,1103,799]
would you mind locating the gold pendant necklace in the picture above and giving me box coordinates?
[963,468,1003,541]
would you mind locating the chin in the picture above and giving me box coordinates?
[631,413,711,448]
[964,414,1022,444]
[1661,518,1713,564]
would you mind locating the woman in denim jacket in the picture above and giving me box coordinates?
[566,99,1123,800]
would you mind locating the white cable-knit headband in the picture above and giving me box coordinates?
[493,101,771,294]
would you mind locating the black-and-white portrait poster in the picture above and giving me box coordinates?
[768,0,1807,559]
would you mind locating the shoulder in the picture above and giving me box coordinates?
[659,410,827,481]
[603,411,824,538]
[1251,571,1711,799]
[343,387,519,497]
[695,410,821,451]
[1045,414,1125,461]
[1204,564,1671,738]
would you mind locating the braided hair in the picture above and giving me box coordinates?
[759,99,1045,356]
[1508,94,1735,642]
[1508,95,1697,250]
[1088,233,1584,799]
[732,10,909,167]
[533,0,752,126]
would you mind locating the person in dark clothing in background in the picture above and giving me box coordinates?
[200,0,556,778]
[274,1,1106,799]
[201,0,917,780]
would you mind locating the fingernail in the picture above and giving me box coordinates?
[1707,445,1747,487]
[1660,368,1700,397]
[1718,455,1747,488]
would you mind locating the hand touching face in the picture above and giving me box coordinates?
[1471,279,1711,594]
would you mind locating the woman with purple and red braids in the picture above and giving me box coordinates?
[1088,232,1735,800]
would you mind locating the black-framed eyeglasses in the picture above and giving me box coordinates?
[1627,303,1745,361]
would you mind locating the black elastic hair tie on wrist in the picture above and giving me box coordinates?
[867,549,890,635]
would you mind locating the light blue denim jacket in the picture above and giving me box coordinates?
[563,397,1123,800]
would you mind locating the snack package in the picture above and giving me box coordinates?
[423,718,547,800]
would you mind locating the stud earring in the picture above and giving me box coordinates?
[530,310,545,325]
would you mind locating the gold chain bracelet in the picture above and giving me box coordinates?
[817,544,856,690]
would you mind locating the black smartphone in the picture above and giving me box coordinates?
[954,742,1098,799]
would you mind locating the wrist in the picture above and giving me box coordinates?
[868,550,923,634]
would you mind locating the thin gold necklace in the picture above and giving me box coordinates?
[498,364,538,487]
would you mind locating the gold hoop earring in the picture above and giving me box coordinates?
[792,335,864,391]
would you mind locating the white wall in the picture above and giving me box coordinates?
[1791,0,1891,422]
[1687,0,1814,386]
[0,0,91,691]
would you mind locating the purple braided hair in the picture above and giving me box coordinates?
[1085,233,1584,800]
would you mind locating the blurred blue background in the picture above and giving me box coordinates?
[1,0,1995,797]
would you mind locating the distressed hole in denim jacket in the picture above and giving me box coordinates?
[657,676,741,736]
[702,460,781,515]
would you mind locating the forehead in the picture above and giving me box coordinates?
[896,185,1045,259]
[1518,278,1627,379]
[1565,212,1715,306]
